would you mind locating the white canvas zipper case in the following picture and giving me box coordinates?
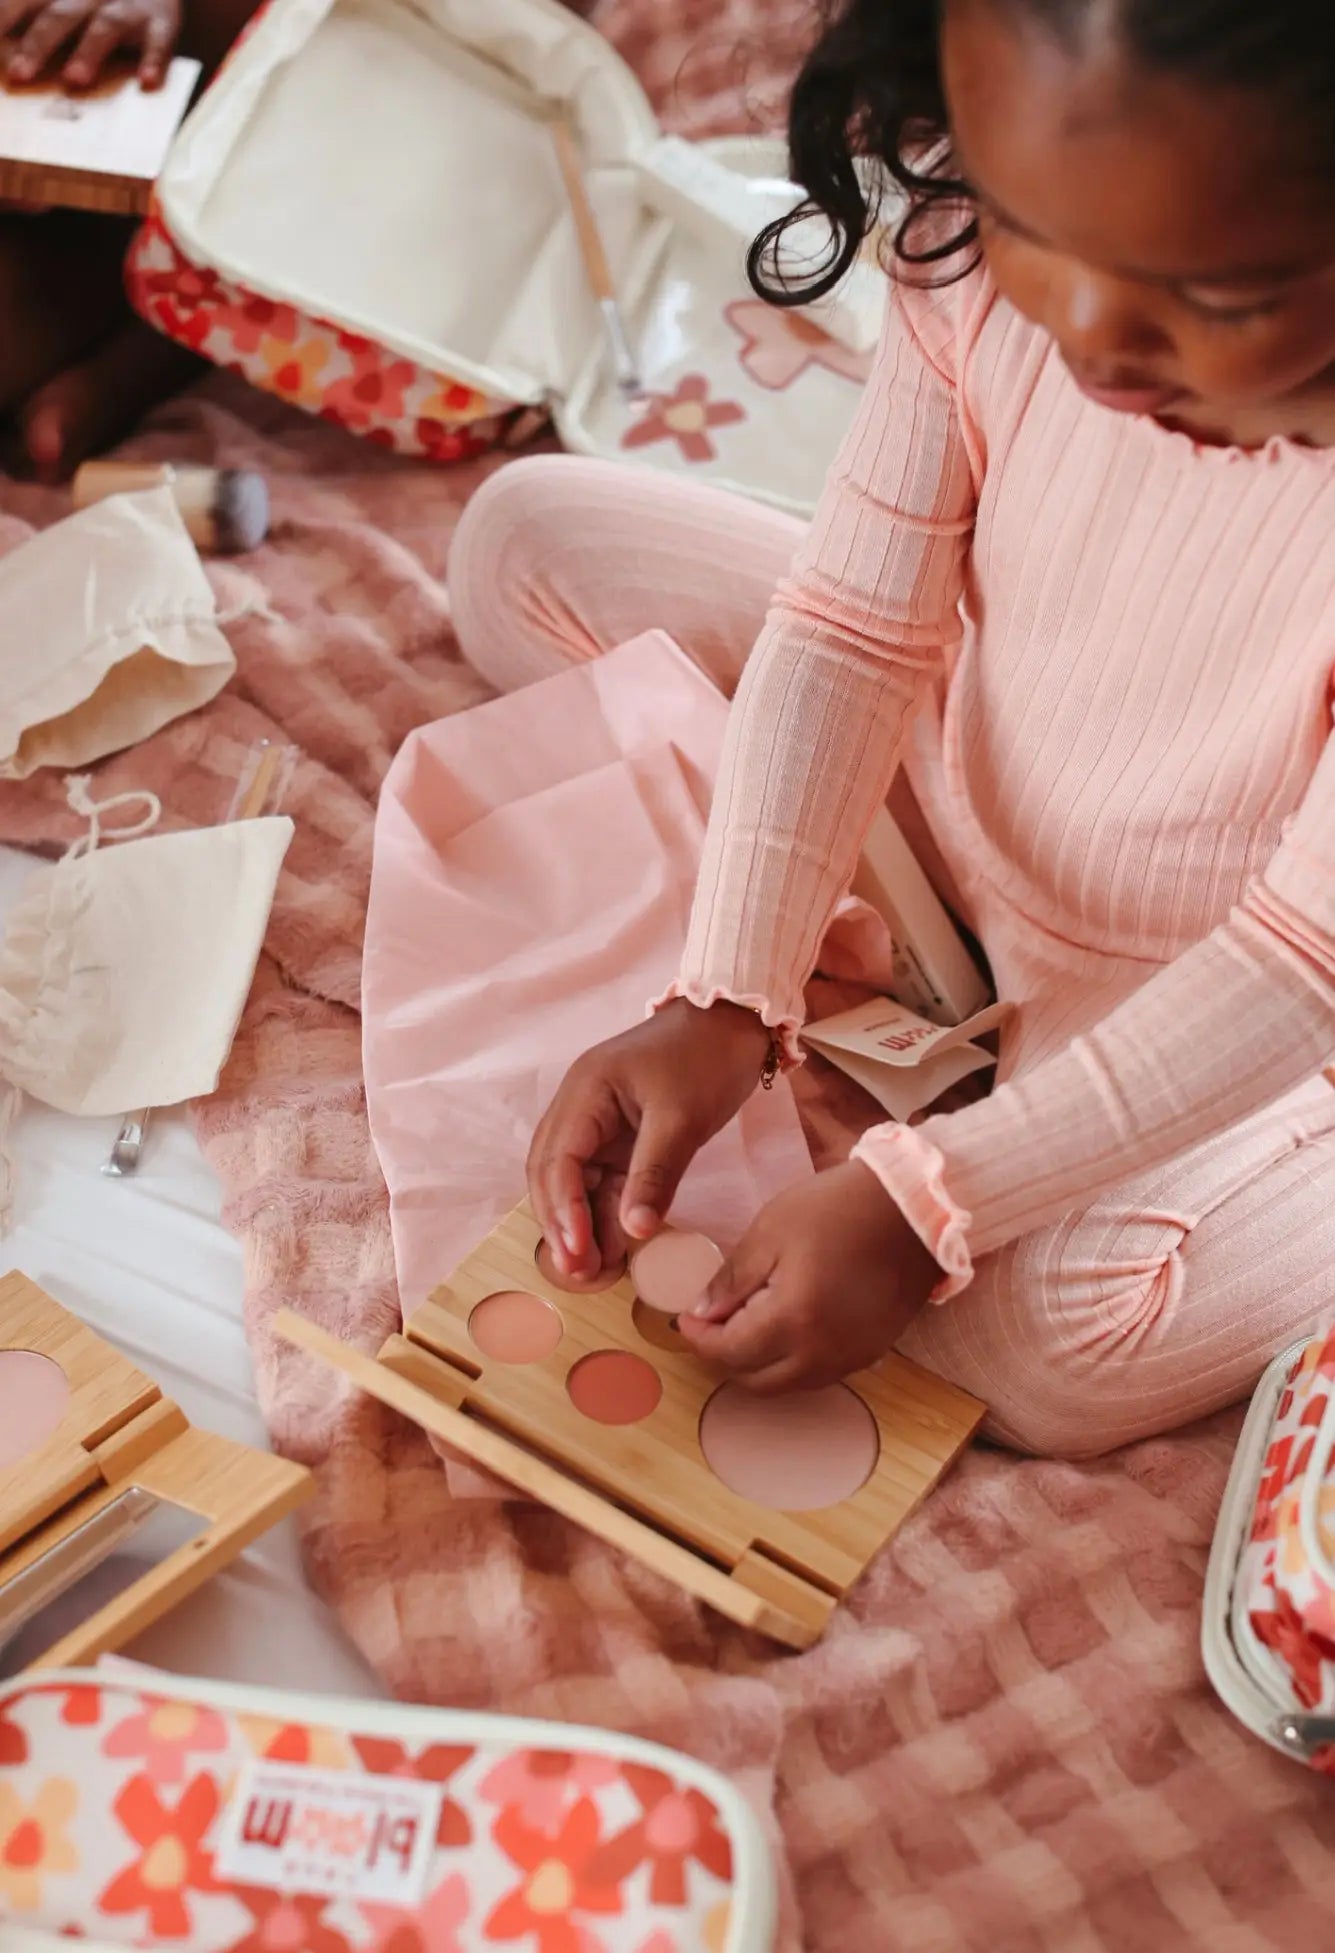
[145,0,884,515]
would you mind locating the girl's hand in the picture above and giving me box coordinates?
[528,999,775,1282]
[679,1160,938,1392]
[3,0,180,89]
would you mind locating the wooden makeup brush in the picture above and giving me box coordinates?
[72,462,270,555]
[548,112,641,398]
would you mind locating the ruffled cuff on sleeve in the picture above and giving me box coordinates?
[649,981,806,1069]
[850,1121,974,1301]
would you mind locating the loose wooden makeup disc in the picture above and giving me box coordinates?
[630,1230,723,1314]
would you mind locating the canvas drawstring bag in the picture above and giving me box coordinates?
[0,488,237,780]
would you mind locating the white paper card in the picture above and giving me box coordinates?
[0,59,200,183]
[215,1760,443,1906]
[803,997,1011,1121]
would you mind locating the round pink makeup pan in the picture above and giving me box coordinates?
[535,1239,626,1295]
[698,1383,879,1511]
[468,1291,562,1365]
[630,1230,723,1315]
[0,1350,70,1469]
[567,1351,662,1426]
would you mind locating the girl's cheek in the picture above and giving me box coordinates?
[1177,316,1335,407]
[976,234,1051,333]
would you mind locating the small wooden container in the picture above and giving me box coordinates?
[0,59,201,217]
[0,1271,310,1670]
[281,1201,983,1649]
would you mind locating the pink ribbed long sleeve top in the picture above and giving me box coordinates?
[676,267,1335,1296]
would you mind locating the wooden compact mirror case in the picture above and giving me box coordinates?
[0,59,201,216]
[281,1201,983,1649]
[0,1272,310,1671]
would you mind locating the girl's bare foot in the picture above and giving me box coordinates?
[19,317,203,481]
[0,209,202,481]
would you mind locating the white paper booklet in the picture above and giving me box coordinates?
[803,997,1012,1122]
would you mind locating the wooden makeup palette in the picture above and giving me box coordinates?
[0,1271,310,1670]
[279,1201,983,1649]
[0,58,201,216]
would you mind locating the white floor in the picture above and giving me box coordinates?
[0,845,380,1699]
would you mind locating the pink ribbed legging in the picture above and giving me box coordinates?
[449,457,1335,1456]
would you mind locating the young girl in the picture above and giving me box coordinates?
[449,0,1335,1458]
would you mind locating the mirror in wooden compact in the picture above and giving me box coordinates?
[0,1271,310,1672]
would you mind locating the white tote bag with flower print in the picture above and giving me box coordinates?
[128,0,884,514]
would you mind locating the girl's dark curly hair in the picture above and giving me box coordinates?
[749,0,1335,304]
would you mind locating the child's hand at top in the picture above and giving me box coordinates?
[528,998,776,1283]
[2,0,180,89]
[679,1160,938,1393]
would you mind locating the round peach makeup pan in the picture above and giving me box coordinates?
[468,1291,562,1365]
[630,1230,723,1314]
[0,1350,70,1468]
[699,1383,879,1511]
[567,1351,662,1426]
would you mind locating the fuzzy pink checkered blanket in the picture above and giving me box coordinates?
[3,6,1334,1944]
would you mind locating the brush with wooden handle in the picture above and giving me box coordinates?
[73,462,269,555]
[548,112,641,398]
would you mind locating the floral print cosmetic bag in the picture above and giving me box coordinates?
[124,0,880,515]
[1204,1320,1335,1777]
[0,1667,775,1949]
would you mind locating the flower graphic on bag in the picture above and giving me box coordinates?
[724,299,873,391]
[97,1773,222,1938]
[102,1698,229,1786]
[585,1767,733,1908]
[0,1777,78,1912]
[480,1750,619,1835]
[485,1796,622,1951]
[620,375,745,464]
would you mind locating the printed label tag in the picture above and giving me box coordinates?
[215,1760,443,1906]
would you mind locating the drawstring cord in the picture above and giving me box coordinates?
[0,775,163,1229]
[62,775,162,859]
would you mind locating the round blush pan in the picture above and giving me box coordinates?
[630,1230,723,1314]
[0,1350,70,1469]
[535,1239,626,1295]
[468,1291,563,1365]
[698,1383,879,1511]
[567,1350,662,1426]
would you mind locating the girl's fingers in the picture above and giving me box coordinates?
[527,1078,626,1273]
[8,0,90,79]
[135,5,173,83]
[680,1285,790,1372]
[550,1155,597,1272]
[0,0,42,43]
[591,1170,628,1270]
[527,1120,590,1272]
[694,1228,779,1324]
[64,5,125,83]
[620,1104,699,1241]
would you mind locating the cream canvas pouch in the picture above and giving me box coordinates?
[0,487,236,780]
[0,797,292,1123]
